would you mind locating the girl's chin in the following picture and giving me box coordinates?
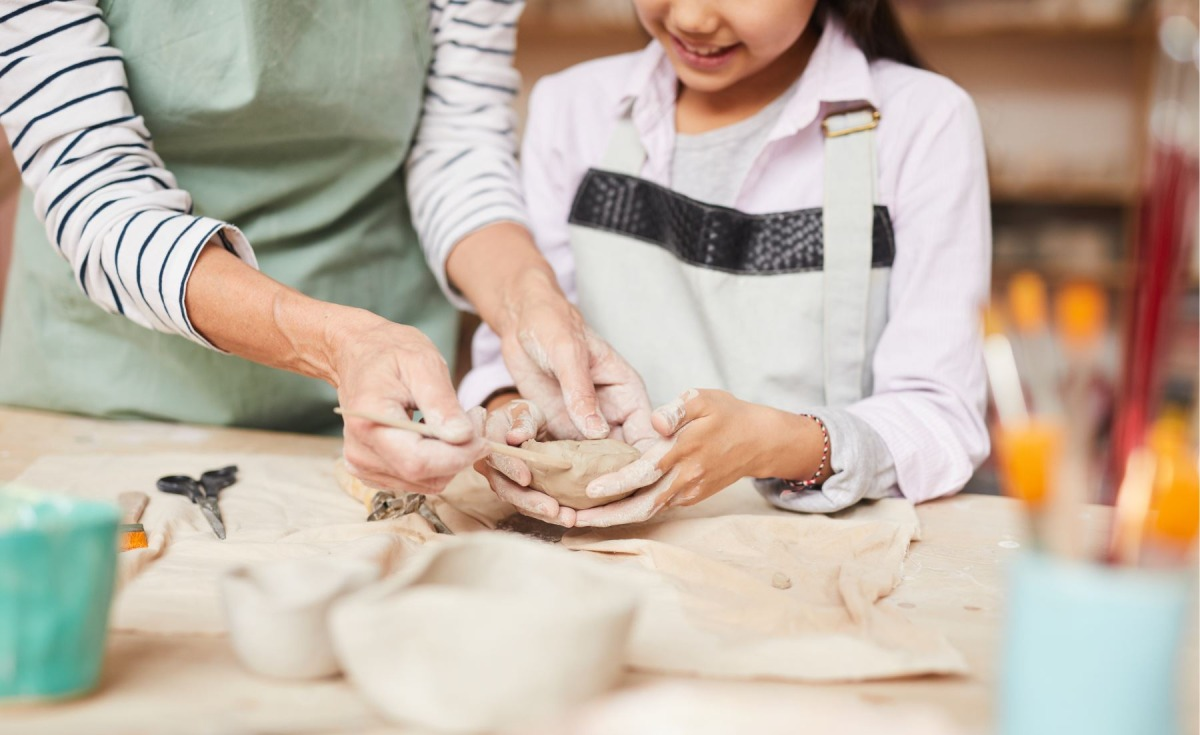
[673,67,742,95]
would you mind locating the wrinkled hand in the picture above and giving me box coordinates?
[335,315,487,494]
[574,389,780,527]
[473,399,577,526]
[496,272,655,449]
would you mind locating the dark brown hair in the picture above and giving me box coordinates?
[817,0,923,68]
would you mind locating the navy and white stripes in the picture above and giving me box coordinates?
[0,0,254,346]
[411,0,528,309]
[0,0,530,343]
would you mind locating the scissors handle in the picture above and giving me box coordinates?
[157,475,203,504]
[199,465,238,497]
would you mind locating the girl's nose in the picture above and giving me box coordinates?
[668,0,721,37]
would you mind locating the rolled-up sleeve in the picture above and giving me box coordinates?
[0,0,256,348]
[845,86,992,503]
[408,0,528,311]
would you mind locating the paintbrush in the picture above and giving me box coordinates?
[117,491,149,551]
[1007,271,1063,417]
[1048,281,1110,560]
[985,307,1060,550]
[334,408,572,470]
[1109,447,1159,566]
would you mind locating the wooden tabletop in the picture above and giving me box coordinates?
[1,406,1194,734]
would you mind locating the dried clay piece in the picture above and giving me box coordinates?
[520,439,641,510]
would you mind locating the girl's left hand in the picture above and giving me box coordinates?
[573,389,780,527]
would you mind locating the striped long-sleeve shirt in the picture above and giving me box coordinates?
[0,0,527,344]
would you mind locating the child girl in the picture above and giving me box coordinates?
[459,0,991,527]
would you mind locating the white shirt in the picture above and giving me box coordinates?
[461,20,992,504]
[0,0,525,343]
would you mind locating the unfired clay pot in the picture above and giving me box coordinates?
[221,556,380,679]
[329,534,639,734]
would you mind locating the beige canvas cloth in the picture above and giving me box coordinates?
[13,452,965,681]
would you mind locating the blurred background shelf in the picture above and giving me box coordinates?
[989,176,1139,205]
[896,7,1154,39]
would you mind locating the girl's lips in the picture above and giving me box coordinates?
[669,34,739,72]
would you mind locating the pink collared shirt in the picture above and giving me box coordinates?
[462,19,992,504]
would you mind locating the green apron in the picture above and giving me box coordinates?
[0,0,456,434]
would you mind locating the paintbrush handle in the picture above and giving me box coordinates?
[335,408,572,471]
[117,491,149,525]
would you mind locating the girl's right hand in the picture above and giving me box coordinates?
[475,398,577,527]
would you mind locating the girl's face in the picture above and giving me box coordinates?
[633,0,819,97]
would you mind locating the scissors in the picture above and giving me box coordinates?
[156,465,238,540]
[366,490,453,535]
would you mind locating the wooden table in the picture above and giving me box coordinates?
[1,406,1195,734]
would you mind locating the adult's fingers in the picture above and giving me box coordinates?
[521,328,607,440]
[366,425,486,480]
[405,353,475,444]
[343,456,455,496]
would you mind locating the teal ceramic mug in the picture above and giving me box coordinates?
[1000,551,1194,735]
[0,487,119,701]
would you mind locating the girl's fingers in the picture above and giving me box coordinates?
[585,438,673,499]
[574,468,679,528]
[650,388,703,436]
[487,452,532,486]
[487,467,573,526]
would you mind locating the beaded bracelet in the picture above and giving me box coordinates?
[782,413,829,490]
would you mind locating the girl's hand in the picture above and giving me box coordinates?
[573,389,787,527]
[474,398,577,527]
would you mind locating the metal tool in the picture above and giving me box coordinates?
[334,459,453,535]
[156,465,238,540]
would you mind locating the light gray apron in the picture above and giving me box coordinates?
[568,107,892,411]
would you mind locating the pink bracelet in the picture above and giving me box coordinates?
[782,414,829,490]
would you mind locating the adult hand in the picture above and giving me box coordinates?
[473,398,577,526]
[496,269,656,448]
[574,389,825,527]
[334,312,487,495]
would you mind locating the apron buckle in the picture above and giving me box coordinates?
[822,106,881,138]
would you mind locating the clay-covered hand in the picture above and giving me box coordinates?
[474,399,577,527]
[495,272,656,449]
[573,389,781,527]
[336,316,487,495]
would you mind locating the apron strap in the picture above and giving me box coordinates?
[821,105,879,407]
[599,116,647,176]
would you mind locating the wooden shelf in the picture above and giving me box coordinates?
[518,12,643,39]
[520,8,1153,41]
[992,259,1136,287]
[897,9,1154,40]
[989,175,1139,206]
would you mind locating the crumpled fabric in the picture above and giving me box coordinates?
[15,452,965,682]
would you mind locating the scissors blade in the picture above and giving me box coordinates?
[199,502,226,540]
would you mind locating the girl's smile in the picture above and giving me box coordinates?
[668,33,740,72]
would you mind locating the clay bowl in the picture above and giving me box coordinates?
[221,556,380,679]
[330,535,639,733]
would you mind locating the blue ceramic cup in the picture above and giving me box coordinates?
[1000,552,1194,735]
[0,487,119,701]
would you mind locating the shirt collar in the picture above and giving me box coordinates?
[618,14,878,137]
